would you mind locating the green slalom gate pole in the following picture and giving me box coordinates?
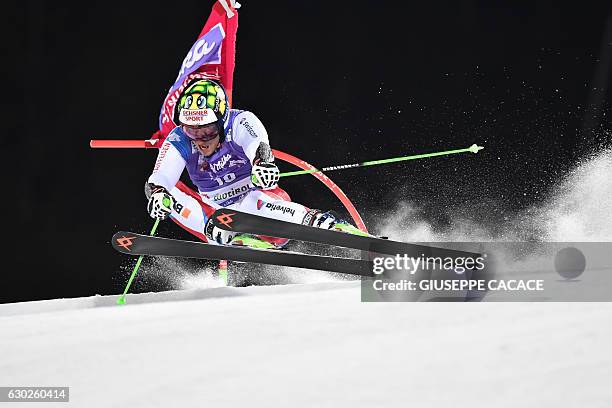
[116,196,172,305]
[279,144,484,177]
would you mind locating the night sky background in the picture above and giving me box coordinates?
[5,1,611,303]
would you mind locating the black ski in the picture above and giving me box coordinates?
[112,231,374,277]
[210,209,481,259]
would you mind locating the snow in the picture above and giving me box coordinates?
[1,281,611,407]
[2,143,610,406]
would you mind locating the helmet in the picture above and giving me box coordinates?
[175,79,229,132]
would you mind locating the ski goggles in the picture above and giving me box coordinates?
[182,124,220,141]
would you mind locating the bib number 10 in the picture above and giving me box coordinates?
[213,172,236,186]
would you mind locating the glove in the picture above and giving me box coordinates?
[146,186,175,220]
[205,218,238,245]
[251,161,280,190]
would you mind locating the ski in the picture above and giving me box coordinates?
[112,231,374,276]
[210,209,481,259]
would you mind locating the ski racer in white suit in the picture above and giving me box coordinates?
[145,78,362,248]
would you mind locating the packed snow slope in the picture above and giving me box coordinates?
[2,147,610,406]
[1,281,611,407]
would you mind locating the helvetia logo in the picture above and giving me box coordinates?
[264,203,295,217]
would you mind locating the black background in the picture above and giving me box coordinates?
[5,1,611,303]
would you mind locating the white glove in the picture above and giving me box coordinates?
[205,218,238,245]
[251,162,280,190]
[147,187,175,220]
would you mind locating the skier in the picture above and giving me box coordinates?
[145,78,363,248]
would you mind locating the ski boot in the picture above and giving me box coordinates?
[309,210,370,237]
[206,217,280,249]
[229,234,278,249]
